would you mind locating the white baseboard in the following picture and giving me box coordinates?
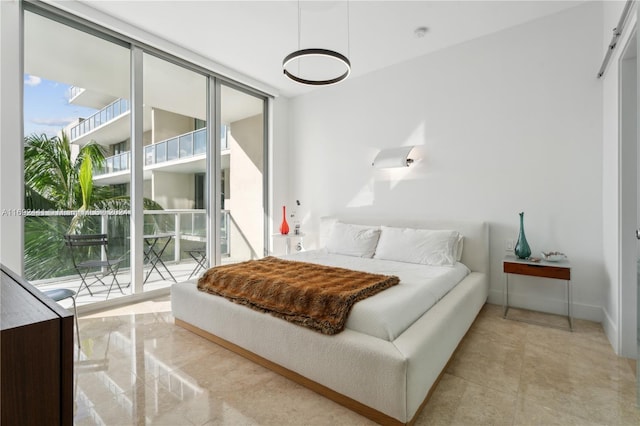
[601,306,619,355]
[487,288,602,323]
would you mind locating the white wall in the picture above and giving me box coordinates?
[619,53,637,358]
[601,0,638,356]
[0,0,24,272]
[227,114,264,259]
[271,96,291,254]
[151,171,194,209]
[288,2,604,321]
[151,108,194,143]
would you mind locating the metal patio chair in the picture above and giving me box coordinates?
[185,246,207,279]
[64,234,124,300]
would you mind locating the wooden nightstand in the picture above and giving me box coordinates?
[503,255,572,331]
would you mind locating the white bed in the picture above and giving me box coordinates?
[172,218,489,425]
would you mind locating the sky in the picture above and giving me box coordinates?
[23,74,97,138]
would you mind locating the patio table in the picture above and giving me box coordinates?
[143,233,177,283]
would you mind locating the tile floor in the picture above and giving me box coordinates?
[73,301,639,425]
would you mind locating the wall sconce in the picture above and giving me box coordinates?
[372,146,415,168]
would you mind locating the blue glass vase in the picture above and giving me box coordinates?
[514,212,531,259]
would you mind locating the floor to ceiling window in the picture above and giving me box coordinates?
[23,9,132,299]
[141,53,208,291]
[22,4,269,308]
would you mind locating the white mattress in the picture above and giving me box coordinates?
[281,250,470,341]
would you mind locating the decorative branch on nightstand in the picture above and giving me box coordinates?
[290,199,302,235]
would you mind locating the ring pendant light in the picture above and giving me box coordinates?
[283,1,351,86]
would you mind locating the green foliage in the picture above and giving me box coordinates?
[23,132,165,280]
[78,154,93,211]
[24,132,106,210]
[24,215,74,279]
[24,186,56,211]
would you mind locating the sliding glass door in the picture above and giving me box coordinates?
[141,53,208,290]
[22,4,269,307]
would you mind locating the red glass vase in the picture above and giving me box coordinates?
[280,205,289,235]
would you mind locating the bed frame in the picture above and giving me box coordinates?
[172,218,489,425]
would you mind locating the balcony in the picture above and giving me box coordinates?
[69,85,84,100]
[68,86,118,108]
[25,209,236,308]
[95,127,229,183]
[69,98,130,146]
[144,128,208,167]
[98,151,130,176]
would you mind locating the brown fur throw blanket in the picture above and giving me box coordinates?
[197,256,400,335]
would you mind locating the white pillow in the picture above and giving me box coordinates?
[319,217,339,248]
[455,234,464,262]
[326,222,381,258]
[374,226,461,266]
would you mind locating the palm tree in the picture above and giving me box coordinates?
[23,132,163,280]
[24,132,106,210]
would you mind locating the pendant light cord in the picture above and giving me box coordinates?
[283,0,352,86]
[297,0,301,51]
[297,0,301,76]
[347,0,350,58]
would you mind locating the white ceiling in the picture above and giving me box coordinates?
[78,0,587,98]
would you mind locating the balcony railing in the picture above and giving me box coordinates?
[68,86,84,100]
[24,209,230,283]
[96,127,224,176]
[70,98,130,141]
[97,151,130,176]
[145,128,209,166]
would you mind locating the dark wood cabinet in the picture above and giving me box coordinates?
[1,265,73,425]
